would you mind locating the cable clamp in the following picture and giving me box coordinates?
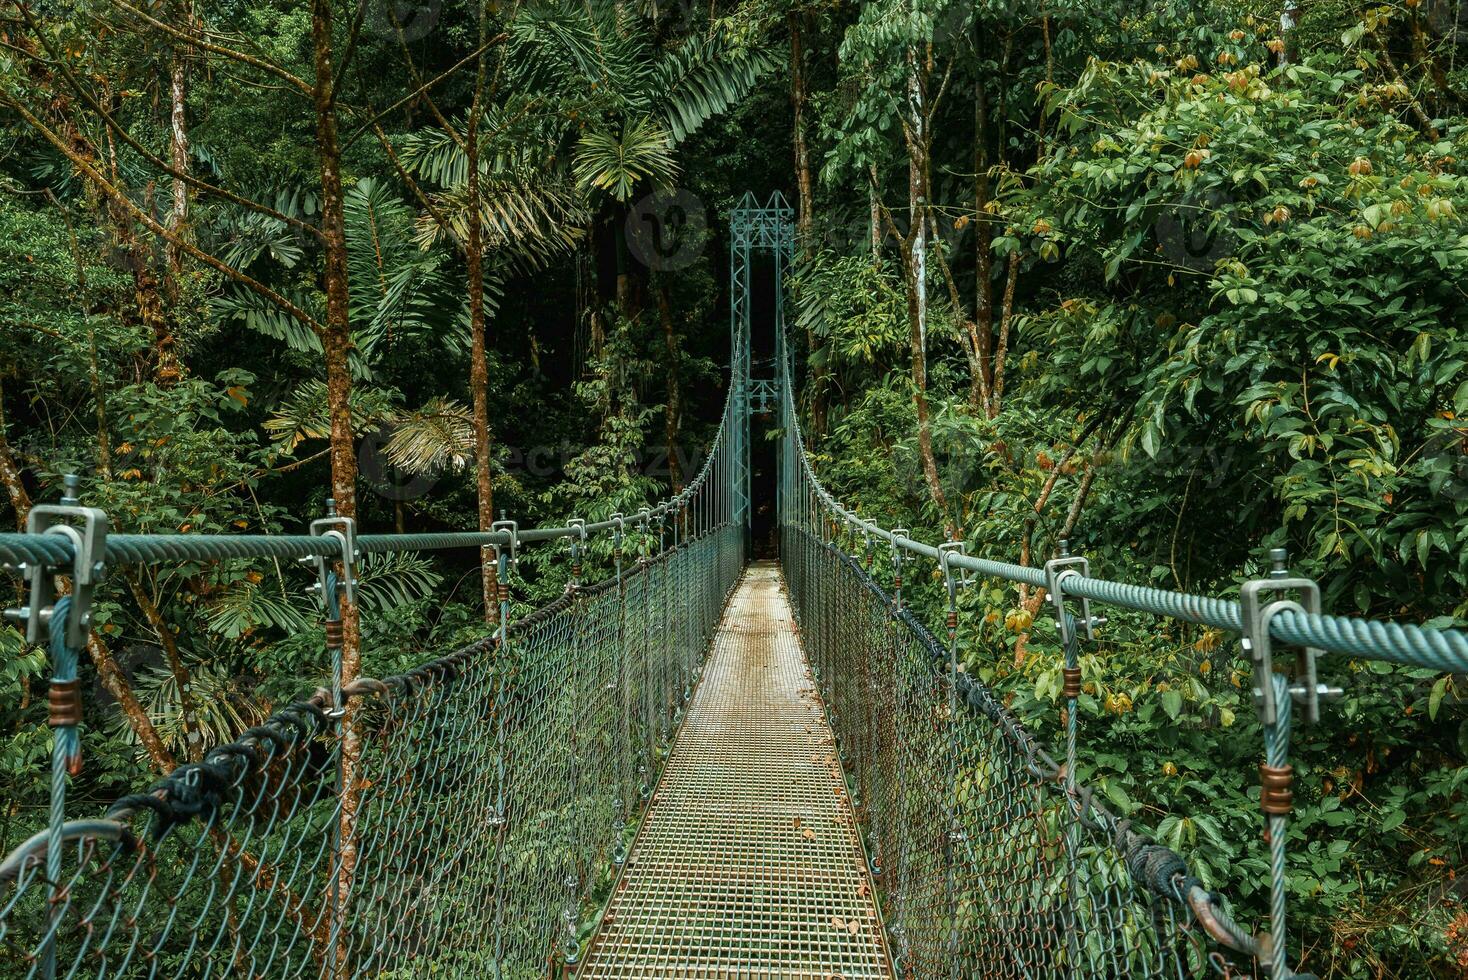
[1044,539,1100,644]
[890,528,914,567]
[567,518,586,584]
[491,517,519,572]
[309,498,358,608]
[610,512,625,557]
[4,475,108,648]
[1240,548,1340,726]
[938,540,971,594]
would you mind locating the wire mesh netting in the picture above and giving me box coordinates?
[782,525,1238,979]
[0,524,743,980]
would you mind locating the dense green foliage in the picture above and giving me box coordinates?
[790,0,1467,974]
[0,0,1465,974]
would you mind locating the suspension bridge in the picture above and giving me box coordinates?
[0,193,1464,980]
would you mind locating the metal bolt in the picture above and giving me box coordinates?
[60,473,81,506]
[1268,547,1289,579]
[324,497,337,517]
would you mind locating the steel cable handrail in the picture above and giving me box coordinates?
[780,380,1467,671]
[0,342,743,573]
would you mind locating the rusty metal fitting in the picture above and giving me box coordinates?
[48,678,82,728]
[945,610,958,631]
[572,564,582,581]
[1061,667,1082,699]
[1258,764,1294,815]
[325,619,344,650]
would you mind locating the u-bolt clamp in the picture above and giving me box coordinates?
[889,527,913,591]
[4,477,108,649]
[635,509,652,560]
[309,501,358,609]
[567,519,587,586]
[938,540,971,596]
[1240,549,1340,726]
[490,518,519,572]
[1044,539,1101,645]
[890,529,914,567]
[610,512,625,558]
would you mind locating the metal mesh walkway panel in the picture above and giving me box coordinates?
[580,562,891,978]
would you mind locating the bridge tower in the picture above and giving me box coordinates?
[728,192,795,550]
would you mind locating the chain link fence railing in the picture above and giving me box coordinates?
[784,525,1238,978]
[0,521,743,980]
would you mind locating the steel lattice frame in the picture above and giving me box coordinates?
[728,191,795,549]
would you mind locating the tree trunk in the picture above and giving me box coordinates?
[869,180,881,259]
[656,280,683,493]
[309,2,362,965]
[90,633,176,773]
[902,51,948,528]
[789,12,814,249]
[167,24,190,287]
[973,68,994,412]
[988,252,1019,419]
[789,10,828,436]
[0,379,32,528]
[465,0,496,623]
[125,572,203,762]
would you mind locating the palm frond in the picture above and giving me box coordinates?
[212,288,322,354]
[344,178,471,359]
[205,576,314,639]
[509,0,651,111]
[655,34,778,144]
[120,660,268,760]
[413,168,586,274]
[263,380,399,454]
[573,116,679,201]
[383,396,476,475]
[354,551,445,612]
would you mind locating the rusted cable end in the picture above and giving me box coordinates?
[1259,763,1294,815]
[49,678,82,728]
[1062,667,1082,700]
[324,619,344,651]
[945,610,958,632]
[50,675,84,769]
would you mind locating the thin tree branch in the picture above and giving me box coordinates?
[104,0,313,97]
[6,99,322,334]
[8,21,325,241]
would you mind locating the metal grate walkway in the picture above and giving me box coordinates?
[580,562,892,978]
